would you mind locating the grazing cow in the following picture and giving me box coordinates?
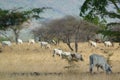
[17,39,23,44]
[53,48,63,57]
[104,41,113,47]
[89,54,112,74]
[61,51,71,59]
[40,41,50,49]
[70,53,84,62]
[1,41,12,47]
[61,52,84,62]
[89,40,97,47]
[29,39,35,44]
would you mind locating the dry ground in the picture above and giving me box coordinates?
[0,42,120,80]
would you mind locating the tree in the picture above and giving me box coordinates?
[80,0,120,41]
[33,16,99,52]
[0,7,47,43]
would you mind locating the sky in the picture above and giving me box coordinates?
[0,0,85,19]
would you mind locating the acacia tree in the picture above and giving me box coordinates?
[80,0,120,41]
[0,7,47,43]
[0,9,10,40]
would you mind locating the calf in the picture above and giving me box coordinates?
[89,54,112,74]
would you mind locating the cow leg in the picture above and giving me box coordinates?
[97,66,99,72]
[102,65,106,73]
[90,64,94,73]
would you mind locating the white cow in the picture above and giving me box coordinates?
[104,41,113,47]
[53,48,63,57]
[29,39,35,44]
[89,40,97,47]
[61,51,71,60]
[40,41,51,49]
[1,41,12,47]
[17,39,23,44]
[61,51,84,62]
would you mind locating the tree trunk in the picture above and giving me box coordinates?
[13,29,19,44]
[74,26,80,53]
[75,40,78,52]
[15,32,19,44]
[66,36,74,51]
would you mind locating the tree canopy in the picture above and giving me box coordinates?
[80,0,120,41]
[0,7,47,30]
[80,0,120,23]
[0,7,48,42]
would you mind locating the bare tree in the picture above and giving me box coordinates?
[32,16,99,52]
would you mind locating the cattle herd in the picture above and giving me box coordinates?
[0,39,120,74]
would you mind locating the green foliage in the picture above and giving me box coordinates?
[31,7,50,20]
[99,30,120,41]
[80,0,108,18]
[0,7,47,30]
[0,7,48,43]
[0,9,9,30]
[80,0,120,23]
[80,0,120,41]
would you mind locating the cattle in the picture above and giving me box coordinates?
[17,39,23,44]
[61,51,71,60]
[70,53,84,62]
[61,52,84,62]
[104,41,113,47]
[1,41,12,47]
[29,39,35,44]
[89,54,112,74]
[53,48,63,57]
[40,41,51,49]
[89,40,97,47]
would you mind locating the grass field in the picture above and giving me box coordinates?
[0,42,120,80]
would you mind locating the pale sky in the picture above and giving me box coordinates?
[0,0,85,19]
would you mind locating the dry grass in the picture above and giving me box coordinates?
[0,42,120,80]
